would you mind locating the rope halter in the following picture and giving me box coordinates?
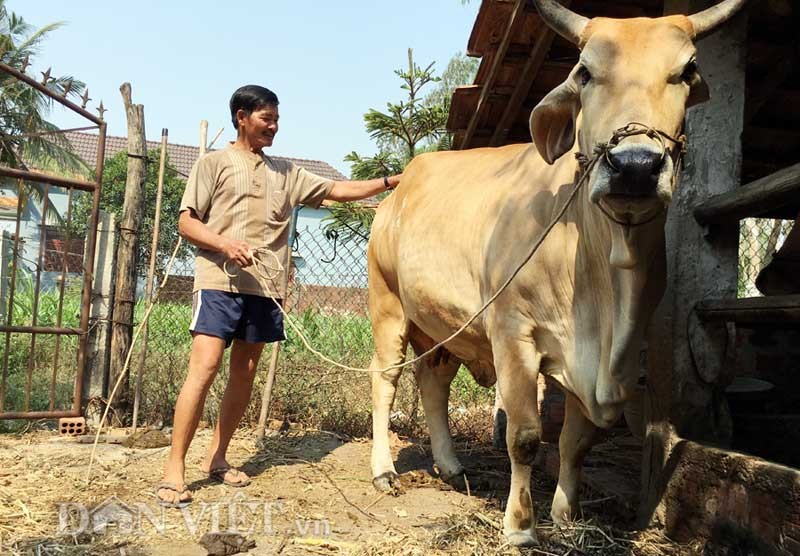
[575,122,687,228]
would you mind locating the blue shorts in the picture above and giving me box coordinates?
[190,290,285,346]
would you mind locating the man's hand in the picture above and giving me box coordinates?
[221,239,253,268]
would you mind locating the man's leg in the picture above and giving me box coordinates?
[202,339,266,484]
[158,333,226,505]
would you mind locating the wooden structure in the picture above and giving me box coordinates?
[448,0,799,553]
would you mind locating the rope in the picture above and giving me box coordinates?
[226,156,603,374]
[225,122,686,375]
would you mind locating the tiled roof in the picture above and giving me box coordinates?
[63,131,349,182]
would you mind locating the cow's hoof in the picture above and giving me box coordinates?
[503,529,538,547]
[438,467,467,491]
[550,506,573,525]
[550,490,577,524]
[372,472,402,495]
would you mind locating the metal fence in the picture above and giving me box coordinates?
[738,218,794,298]
[129,223,495,440]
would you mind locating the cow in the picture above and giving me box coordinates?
[366,0,747,547]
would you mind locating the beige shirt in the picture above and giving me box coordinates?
[179,145,333,298]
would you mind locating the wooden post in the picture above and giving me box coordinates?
[84,210,116,416]
[132,128,168,432]
[639,0,746,527]
[108,83,147,415]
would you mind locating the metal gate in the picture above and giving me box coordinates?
[0,62,105,419]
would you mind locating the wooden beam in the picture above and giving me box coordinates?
[459,0,527,150]
[695,294,800,325]
[489,16,560,146]
[693,162,800,225]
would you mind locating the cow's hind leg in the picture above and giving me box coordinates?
[412,342,464,484]
[493,335,543,547]
[370,291,409,493]
[551,393,597,523]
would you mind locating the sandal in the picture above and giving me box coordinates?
[155,481,192,508]
[208,466,251,487]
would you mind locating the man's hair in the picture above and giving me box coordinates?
[229,85,279,129]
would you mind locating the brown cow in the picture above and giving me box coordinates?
[367,0,747,546]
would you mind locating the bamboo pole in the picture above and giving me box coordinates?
[132,128,169,432]
[256,208,298,441]
[199,120,208,155]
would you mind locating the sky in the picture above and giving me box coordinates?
[10,1,481,177]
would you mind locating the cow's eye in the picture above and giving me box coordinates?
[578,65,592,86]
[681,59,698,83]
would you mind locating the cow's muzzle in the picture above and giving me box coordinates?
[583,123,687,224]
[606,144,665,197]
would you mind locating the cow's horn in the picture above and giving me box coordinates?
[533,0,589,45]
[688,0,747,38]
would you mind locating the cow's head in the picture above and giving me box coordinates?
[530,0,745,224]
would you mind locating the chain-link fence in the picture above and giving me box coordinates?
[738,218,794,298]
[130,215,799,438]
[132,224,495,441]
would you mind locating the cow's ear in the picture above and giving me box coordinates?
[687,72,710,107]
[529,76,581,164]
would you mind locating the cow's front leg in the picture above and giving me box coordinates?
[493,335,542,547]
[414,354,463,483]
[551,393,597,522]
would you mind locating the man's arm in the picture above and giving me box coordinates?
[178,209,253,267]
[326,175,402,202]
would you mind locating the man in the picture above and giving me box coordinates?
[156,85,401,506]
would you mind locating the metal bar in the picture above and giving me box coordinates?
[73,123,107,413]
[0,180,26,412]
[0,167,96,193]
[0,61,104,126]
[51,188,74,410]
[133,128,169,432]
[0,325,83,335]
[460,0,527,149]
[9,124,99,142]
[24,184,50,411]
[0,409,81,420]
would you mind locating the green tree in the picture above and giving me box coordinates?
[0,1,88,180]
[324,50,478,242]
[73,150,191,275]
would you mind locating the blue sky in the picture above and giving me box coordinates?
[10,1,481,177]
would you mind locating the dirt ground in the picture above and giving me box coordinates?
[0,425,697,555]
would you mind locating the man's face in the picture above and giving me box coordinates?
[238,104,279,149]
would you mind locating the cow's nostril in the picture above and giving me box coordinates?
[607,149,663,175]
[606,147,665,197]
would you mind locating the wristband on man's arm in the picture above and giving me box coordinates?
[383,176,394,190]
